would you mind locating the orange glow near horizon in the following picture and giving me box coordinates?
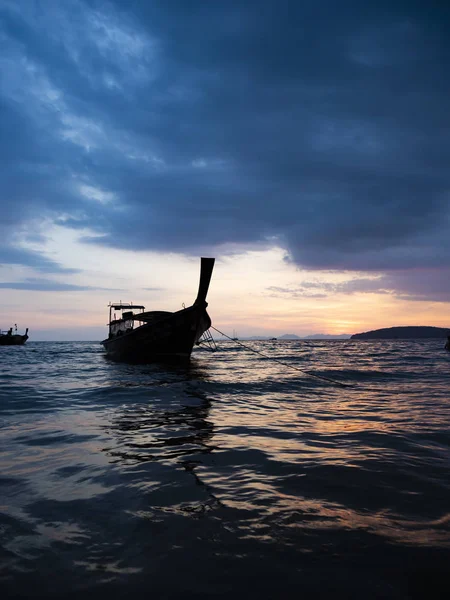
[2,233,449,340]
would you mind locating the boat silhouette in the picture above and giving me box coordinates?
[101,258,215,363]
[0,325,29,346]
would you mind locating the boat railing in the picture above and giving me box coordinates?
[196,328,217,351]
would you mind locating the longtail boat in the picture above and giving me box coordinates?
[0,325,29,346]
[101,257,215,363]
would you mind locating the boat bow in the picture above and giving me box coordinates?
[194,257,215,306]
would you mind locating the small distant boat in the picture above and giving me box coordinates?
[232,329,239,341]
[0,325,29,346]
[271,337,277,341]
[101,258,215,363]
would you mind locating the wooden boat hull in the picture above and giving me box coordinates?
[0,334,28,346]
[101,304,211,363]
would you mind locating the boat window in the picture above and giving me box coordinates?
[110,318,134,335]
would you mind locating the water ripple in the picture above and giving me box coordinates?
[1,340,449,598]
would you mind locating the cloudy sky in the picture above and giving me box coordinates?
[1,0,449,340]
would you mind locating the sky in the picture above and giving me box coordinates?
[1,0,449,340]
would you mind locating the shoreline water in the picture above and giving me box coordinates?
[1,340,449,598]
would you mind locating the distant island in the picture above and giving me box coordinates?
[351,326,450,340]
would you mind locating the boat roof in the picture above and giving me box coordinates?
[132,311,173,321]
[109,303,145,310]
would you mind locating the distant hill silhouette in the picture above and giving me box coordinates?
[278,334,301,339]
[351,326,450,340]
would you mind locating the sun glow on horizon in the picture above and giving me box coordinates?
[2,228,450,341]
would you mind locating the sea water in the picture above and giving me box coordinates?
[1,340,449,599]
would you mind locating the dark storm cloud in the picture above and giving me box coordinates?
[1,0,450,299]
[0,278,121,292]
[0,244,79,274]
[266,279,389,299]
[268,269,450,303]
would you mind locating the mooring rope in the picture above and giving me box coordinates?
[210,326,352,388]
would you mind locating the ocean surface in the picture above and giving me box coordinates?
[1,339,449,599]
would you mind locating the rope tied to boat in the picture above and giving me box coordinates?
[210,327,352,388]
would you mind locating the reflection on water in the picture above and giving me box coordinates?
[1,340,450,598]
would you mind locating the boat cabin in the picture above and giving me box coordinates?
[107,303,174,339]
[107,303,145,338]
[1,324,19,336]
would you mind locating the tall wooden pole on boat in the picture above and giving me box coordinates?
[194,258,215,306]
